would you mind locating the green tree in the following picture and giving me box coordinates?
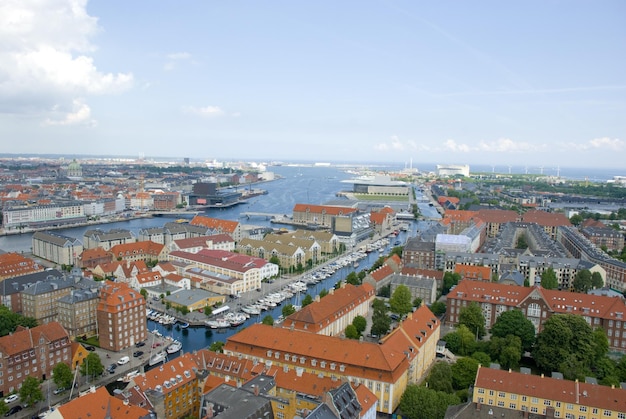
[573,269,593,292]
[533,314,596,377]
[591,328,609,363]
[451,357,480,390]
[399,385,460,419]
[427,362,454,393]
[458,302,486,339]
[345,324,359,339]
[301,294,313,307]
[471,351,491,366]
[442,272,461,295]
[430,301,446,316]
[0,305,37,337]
[0,401,7,416]
[52,362,73,390]
[443,325,476,356]
[345,272,360,286]
[19,376,44,407]
[80,352,104,381]
[262,315,274,326]
[413,297,422,307]
[319,289,329,298]
[139,288,148,300]
[204,305,213,317]
[591,272,604,289]
[490,309,535,352]
[209,341,224,353]
[282,304,296,318]
[569,213,583,226]
[389,285,413,316]
[352,315,367,334]
[378,284,391,298]
[540,267,558,290]
[371,310,391,337]
[269,255,280,266]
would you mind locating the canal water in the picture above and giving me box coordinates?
[0,165,437,351]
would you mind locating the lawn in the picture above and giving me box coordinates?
[353,194,409,202]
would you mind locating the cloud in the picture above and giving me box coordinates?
[476,138,546,153]
[0,0,132,121]
[44,99,96,127]
[375,136,425,152]
[442,139,472,153]
[183,105,240,118]
[164,52,192,71]
[560,137,625,152]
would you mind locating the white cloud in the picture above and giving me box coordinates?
[442,139,472,153]
[477,138,546,153]
[0,0,133,121]
[375,135,424,152]
[44,99,96,127]
[164,52,192,71]
[588,137,624,151]
[183,105,239,118]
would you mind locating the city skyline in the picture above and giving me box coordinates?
[0,1,624,168]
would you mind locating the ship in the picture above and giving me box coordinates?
[149,351,167,366]
[166,340,182,354]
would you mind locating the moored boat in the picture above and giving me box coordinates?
[166,340,182,354]
[149,351,167,366]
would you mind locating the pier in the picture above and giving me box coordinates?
[240,212,290,221]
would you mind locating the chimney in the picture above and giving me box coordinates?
[253,384,259,396]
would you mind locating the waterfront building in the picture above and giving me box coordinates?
[283,283,375,336]
[264,233,322,264]
[446,279,626,351]
[342,174,410,196]
[237,237,307,269]
[472,366,626,417]
[403,238,436,270]
[77,247,113,269]
[0,322,71,396]
[292,204,358,229]
[47,386,153,419]
[224,305,440,415]
[0,252,44,281]
[287,230,341,254]
[189,215,242,242]
[436,164,470,177]
[151,191,181,210]
[163,288,224,312]
[96,282,147,351]
[110,241,168,264]
[2,201,86,230]
[83,228,136,250]
[188,182,241,208]
[32,231,83,266]
[168,234,235,253]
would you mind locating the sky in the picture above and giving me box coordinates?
[0,1,625,169]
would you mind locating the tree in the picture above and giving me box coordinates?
[471,351,491,366]
[540,267,558,289]
[345,272,360,286]
[0,401,7,416]
[345,324,359,339]
[430,301,446,316]
[533,314,596,377]
[451,357,480,389]
[413,297,422,307]
[269,256,280,266]
[489,335,522,370]
[490,309,535,352]
[209,341,224,353]
[139,288,148,300]
[442,272,461,295]
[443,325,476,356]
[352,315,367,334]
[591,272,604,289]
[282,304,296,318]
[573,269,593,293]
[262,315,274,326]
[52,363,73,390]
[319,289,329,298]
[204,305,213,317]
[80,352,104,381]
[19,376,44,407]
[569,213,583,226]
[389,285,413,316]
[399,385,460,419]
[458,302,485,339]
[371,309,391,337]
[427,362,454,393]
[301,294,313,307]
[0,305,37,337]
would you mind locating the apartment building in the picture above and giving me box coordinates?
[0,252,43,281]
[283,283,375,336]
[2,201,86,230]
[522,209,572,240]
[32,231,83,266]
[447,279,626,351]
[473,366,626,418]
[0,322,71,396]
[83,228,136,250]
[403,238,436,270]
[292,204,358,229]
[476,209,519,238]
[189,215,242,242]
[110,241,168,264]
[237,238,307,269]
[96,282,147,351]
[56,289,99,338]
[47,386,153,419]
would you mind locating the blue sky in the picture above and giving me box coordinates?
[0,1,624,169]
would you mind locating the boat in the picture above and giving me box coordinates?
[353,261,359,268]
[149,351,167,366]
[179,322,189,329]
[166,340,182,354]
[206,319,230,329]
[226,312,247,327]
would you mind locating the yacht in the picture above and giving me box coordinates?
[149,351,167,366]
[166,340,182,354]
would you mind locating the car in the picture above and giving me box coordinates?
[4,406,22,417]
[3,395,18,404]
[53,387,67,395]
[133,351,144,358]
[84,345,96,351]
[135,341,146,348]
[117,356,130,365]
[106,363,117,374]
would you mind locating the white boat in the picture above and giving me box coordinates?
[226,312,247,327]
[166,340,182,354]
[149,351,167,366]
[206,319,230,329]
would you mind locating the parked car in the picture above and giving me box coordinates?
[117,356,130,365]
[84,345,96,351]
[3,395,18,404]
[133,351,144,358]
[106,364,117,374]
[135,341,146,348]
[4,405,22,416]
[53,387,67,395]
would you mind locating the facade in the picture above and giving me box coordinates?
[446,279,626,351]
[189,215,242,242]
[2,202,86,230]
[237,238,307,269]
[0,322,71,397]
[32,231,83,266]
[78,247,113,269]
[522,209,572,240]
[473,366,626,418]
[292,204,358,229]
[283,283,375,335]
[224,305,440,415]
[83,228,136,251]
[0,252,43,281]
[476,209,519,238]
[96,282,147,351]
[389,274,438,305]
[110,241,168,263]
[402,238,436,270]
[0,270,63,313]
[21,278,75,325]
[56,289,99,338]
[582,225,625,252]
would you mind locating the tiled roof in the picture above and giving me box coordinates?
[169,249,267,272]
[522,210,572,227]
[110,241,165,258]
[443,210,480,223]
[0,252,43,278]
[370,265,394,282]
[80,247,112,261]
[134,354,198,395]
[173,234,234,249]
[476,209,519,224]
[97,282,143,313]
[354,383,378,417]
[454,264,492,280]
[189,215,239,233]
[135,271,162,284]
[475,366,626,412]
[0,322,68,357]
[55,386,152,419]
[293,204,358,215]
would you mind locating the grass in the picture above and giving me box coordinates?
[76,336,100,347]
[353,194,409,202]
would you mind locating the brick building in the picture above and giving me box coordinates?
[96,282,147,351]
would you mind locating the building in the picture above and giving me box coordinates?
[110,241,168,264]
[0,269,64,313]
[0,252,44,281]
[389,274,438,305]
[283,283,375,336]
[47,386,154,419]
[21,277,76,325]
[446,279,626,350]
[169,234,235,253]
[163,288,225,312]
[582,224,625,252]
[78,247,113,269]
[237,238,308,270]
[522,210,572,240]
[189,215,242,242]
[56,289,100,338]
[403,238,436,270]
[0,322,71,396]
[292,204,358,229]
[472,366,626,418]
[476,209,519,238]
[96,282,147,351]
[32,231,83,266]
[2,201,86,230]
[342,175,410,196]
[83,229,136,251]
[224,305,440,415]
[436,164,470,177]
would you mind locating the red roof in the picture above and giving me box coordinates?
[522,210,572,227]
[189,215,239,233]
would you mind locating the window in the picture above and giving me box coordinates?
[510,403,517,409]
[498,401,504,407]
[477,388,485,394]
[604,411,612,417]
[532,398,539,404]
[510,394,517,400]
[531,407,538,413]
[580,407,587,412]
[544,400,552,406]
[522,396,527,402]
[498,392,505,398]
